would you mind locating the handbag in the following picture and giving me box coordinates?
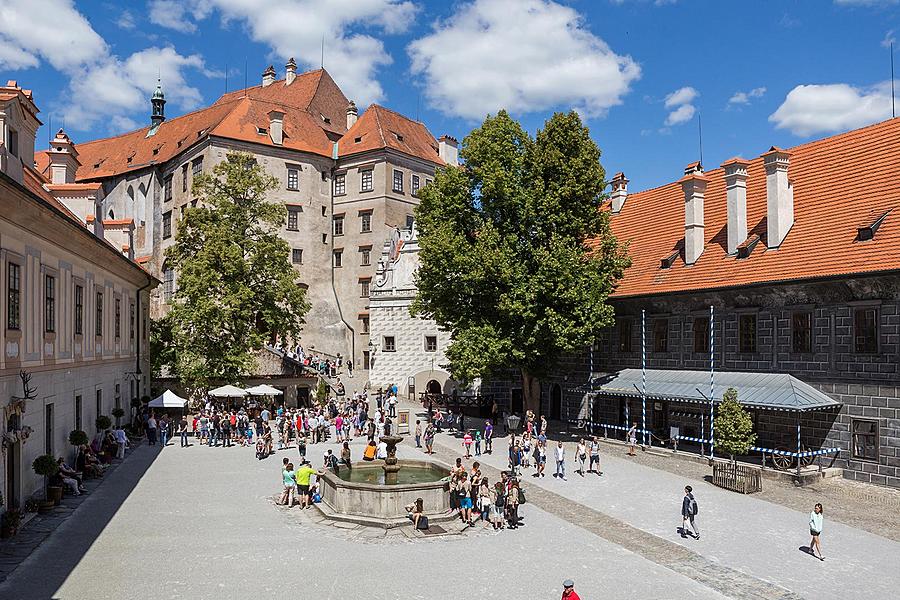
[517,488,526,504]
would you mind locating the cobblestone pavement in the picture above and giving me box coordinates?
[420,412,900,600]
[0,434,727,600]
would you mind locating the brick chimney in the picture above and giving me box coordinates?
[762,147,793,248]
[721,158,749,255]
[268,110,284,146]
[285,57,297,86]
[47,128,80,184]
[680,162,707,266]
[346,100,358,129]
[439,135,458,166]
[610,172,628,213]
[262,65,276,87]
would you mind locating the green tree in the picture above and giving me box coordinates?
[412,111,629,413]
[164,152,309,393]
[714,388,757,462]
[149,313,177,378]
[315,378,328,405]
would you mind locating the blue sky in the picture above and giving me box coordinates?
[2,0,899,190]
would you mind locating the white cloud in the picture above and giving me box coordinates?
[769,81,893,136]
[116,10,137,30]
[0,0,107,71]
[664,86,698,108]
[408,0,640,120]
[834,0,898,6]
[883,29,897,48]
[662,86,697,126]
[150,0,419,107]
[665,103,695,126]
[728,86,766,105]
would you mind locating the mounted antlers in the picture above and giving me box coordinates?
[10,370,37,407]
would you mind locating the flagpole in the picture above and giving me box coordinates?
[641,309,647,447]
[709,305,715,460]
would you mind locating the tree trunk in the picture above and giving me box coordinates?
[521,369,541,415]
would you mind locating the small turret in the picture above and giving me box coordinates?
[151,80,166,127]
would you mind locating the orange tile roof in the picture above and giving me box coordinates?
[22,165,81,222]
[598,116,900,298]
[339,104,443,166]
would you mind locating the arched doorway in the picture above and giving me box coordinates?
[550,384,562,421]
[426,380,442,395]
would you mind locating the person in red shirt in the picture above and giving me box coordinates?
[561,579,580,600]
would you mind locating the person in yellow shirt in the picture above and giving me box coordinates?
[294,460,324,509]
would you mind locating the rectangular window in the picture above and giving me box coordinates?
[287,208,300,231]
[739,314,757,353]
[617,319,632,353]
[360,316,369,334]
[359,247,371,266]
[130,303,135,340]
[360,278,370,298]
[292,249,303,264]
[44,274,55,333]
[854,307,878,353]
[693,316,710,353]
[163,211,172,238]
[333,215,344,236]
[363,350,371,370]
[393,169,404,193]
[360,211,372,233]
[383,336,396,352]
[163,267,174,302]
[406,215,414,230]
[192,157,203,178]
[851,418,879,461]
[96,389,102,419]
[333,250,343,268]
[653,319,668,353]
[164,175,173,202]
[8,128,18,157]
[181,164,188,193]
[334,173,346,195]
[7,262,20,330]
[361,170,373,192]
[114,298,121,339]
[287,167,299,191]
[425,335,437,352]
[95,291,103,337]
[412,174,420,196]
[792,312,812,353]
[74,284,84,335]
[75,395,82,431]
[45,403,54,455]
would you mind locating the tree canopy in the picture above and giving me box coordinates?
[714,388,757,461]
[162,152,309,393]
[412,110,629,412]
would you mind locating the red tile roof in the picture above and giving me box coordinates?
[599,116,900,298]
[22,165,81,222]
[339,105,443,166]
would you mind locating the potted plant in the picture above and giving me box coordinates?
[69,428,89,465]
[112,407,125,426]
[1,508,22,538]
[32,454,61,507]
[95,415,112,432]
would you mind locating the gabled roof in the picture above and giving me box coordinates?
[339,104,443,166]
[599,116,900,298]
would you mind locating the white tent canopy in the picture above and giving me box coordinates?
[148,389,188,408]
[208,384,248,397]
[245,384,283,396]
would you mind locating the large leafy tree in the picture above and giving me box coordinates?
[164,152,309,393]
[714,388,757,462]
[412,111,629,413]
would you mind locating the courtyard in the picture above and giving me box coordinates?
[1,401,898,600]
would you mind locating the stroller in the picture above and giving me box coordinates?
[255,437,267,460]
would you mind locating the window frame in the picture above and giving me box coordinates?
[359,246,371,266]
[360,169,374,193]
[162,211,172,239]
[95,291,104,337]
[130,302,135,340]
[286,166,300,191]
[7,260,21,330]
[693,316,710,354]
[791,311,813,354]
[617,318,633,353]
[164,174,173,202]
[333,249,343,268]
[181,164,189,193]
[44,403,54,455]
[653,318,668,353]
[333,215,345,236]
[334,173,346,196]
[292,248,303,264]
[424,335,438,353]
[853,306,879,354]
[851,418,879,462]
[286,207,300,231]
[360,211,372,233]
[412,174,420,197]
[383,336,396,352]
[74,283,84,336]
[360,278,371,298]
[163,266,174,302]
[192,157,203,178]
[75,395,82,431]
[392,169,404,193]
[360,315,369,334]
[114,297,121,339]
[738,313,757,354]
[44,274,56,334]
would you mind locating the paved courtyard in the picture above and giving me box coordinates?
[0,410,898,600]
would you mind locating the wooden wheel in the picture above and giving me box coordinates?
[771,449,793,471]
[799,446,816,468]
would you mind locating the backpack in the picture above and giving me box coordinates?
[690,497,699,516]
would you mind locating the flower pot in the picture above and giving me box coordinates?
[47,485,63,506]
[38,500,54,514]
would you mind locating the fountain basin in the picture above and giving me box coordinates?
[316,459,453,529]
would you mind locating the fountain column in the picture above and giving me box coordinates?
[380,435,403,485]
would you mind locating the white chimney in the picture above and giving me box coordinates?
[681,162,707,266]
[346,100,358,129]
[439,135,458,166]
[47,128,80,184]
[721,157,749,255]
[285,57,297,86]
[262,65,276,87]
[610,172,628,213]
[268,110,284,146]
[762,146,794,248]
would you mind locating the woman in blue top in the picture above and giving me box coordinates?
[280,462,296,507]
[808,503,824,560]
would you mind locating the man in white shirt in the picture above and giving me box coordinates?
[388,394,397,417]
[114,427,128,459]
[555,441,567,480]
[376,440,388,460]
[147,415,158,446]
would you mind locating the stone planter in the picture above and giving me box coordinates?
[47,485,63,505]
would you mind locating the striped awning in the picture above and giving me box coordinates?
[576,369,841,413]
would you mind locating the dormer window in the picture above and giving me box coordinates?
[736,234,761,259]
[393,132,404,142]
[321,115,331,124]
[354,137,362,143]
[857,209,891,241]
[660,250,679,269]
[256,127,267,135]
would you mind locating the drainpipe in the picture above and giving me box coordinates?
[328,144,355,369]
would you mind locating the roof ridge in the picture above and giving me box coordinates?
[372,104,387,148]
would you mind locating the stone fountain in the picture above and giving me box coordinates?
[380,434,403,484]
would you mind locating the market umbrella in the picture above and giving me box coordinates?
[208,384,248,398]
[245,384,283,396]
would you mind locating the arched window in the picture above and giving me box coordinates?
[127,185,134,201]
[108,208,115,219]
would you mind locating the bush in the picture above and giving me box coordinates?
[68,430,89,447]
[32,454,59,477]
[112,407,125,419]
[95,415,112,431]
[130,397,141,408]
[714,388,757,462]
